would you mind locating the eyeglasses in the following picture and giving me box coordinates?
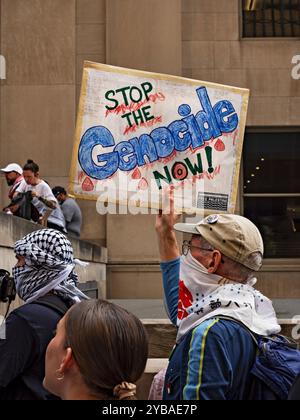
[182,240,214,256]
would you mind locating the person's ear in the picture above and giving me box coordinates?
[59,347,75,374]
[207,250,222,274]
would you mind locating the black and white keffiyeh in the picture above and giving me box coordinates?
[13,229,89,303]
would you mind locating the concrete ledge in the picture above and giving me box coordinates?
[0,212,41,248]
[145,358,168,374]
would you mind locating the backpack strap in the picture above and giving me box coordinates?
[33,294,71,317]
[216,315,259,346]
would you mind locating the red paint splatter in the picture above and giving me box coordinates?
[214,138,225,152]
[203,165,221,180]
[132,168,142,180]
[82,177,94,192]
[214,165,221,176]
[123,116,162,136]
[138,178,149,190]
[189,165,222,184]
[78,171,85,183]
[161,150,177,164]
[178,280,193,321]
[189,137,215,154]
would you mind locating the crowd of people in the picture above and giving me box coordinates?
[0,173,299,400]
[1,160,82,238]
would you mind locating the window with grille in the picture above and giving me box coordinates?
[242,0,300,37]
[243,132,300,258]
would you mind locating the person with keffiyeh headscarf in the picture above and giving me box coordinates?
[0,229,88,400]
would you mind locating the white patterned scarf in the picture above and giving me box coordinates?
[13,229,89,304]
[177,252,281,342]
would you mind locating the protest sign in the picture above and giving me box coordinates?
[70,62,249,214]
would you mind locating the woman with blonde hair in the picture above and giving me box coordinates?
[44,299,148,400]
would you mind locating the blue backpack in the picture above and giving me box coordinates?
[247,333,300,400]
[216,316,299,400]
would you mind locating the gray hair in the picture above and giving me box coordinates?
[194,235,262,283]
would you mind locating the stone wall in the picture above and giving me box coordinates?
[182,0,300,126]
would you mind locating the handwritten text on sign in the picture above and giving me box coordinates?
[70,63,249,214]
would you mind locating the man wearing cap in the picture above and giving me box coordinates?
[52,187,82,238]
[1,163,24,214]
[155,194,281,400]
[1,163,24,201]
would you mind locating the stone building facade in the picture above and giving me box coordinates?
[0,0,299,299]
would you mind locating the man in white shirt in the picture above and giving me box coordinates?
[16,160,66,233]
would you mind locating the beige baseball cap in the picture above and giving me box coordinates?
[174,214,264,271]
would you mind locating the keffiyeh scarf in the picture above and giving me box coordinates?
[13,229,89,304]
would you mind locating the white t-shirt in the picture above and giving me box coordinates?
[17,180,66,231]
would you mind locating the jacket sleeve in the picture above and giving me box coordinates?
[0,312,37,389]
[183,318,232,400]
[160,257,180,325]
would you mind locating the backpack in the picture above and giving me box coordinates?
[248,333,300,400]
[5,192,40,222]
[288,374,300,400]
[33,293,71,317]
[219,317,300,400]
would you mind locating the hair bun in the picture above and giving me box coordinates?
[113,382,136,400]
[27,159,34,164]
